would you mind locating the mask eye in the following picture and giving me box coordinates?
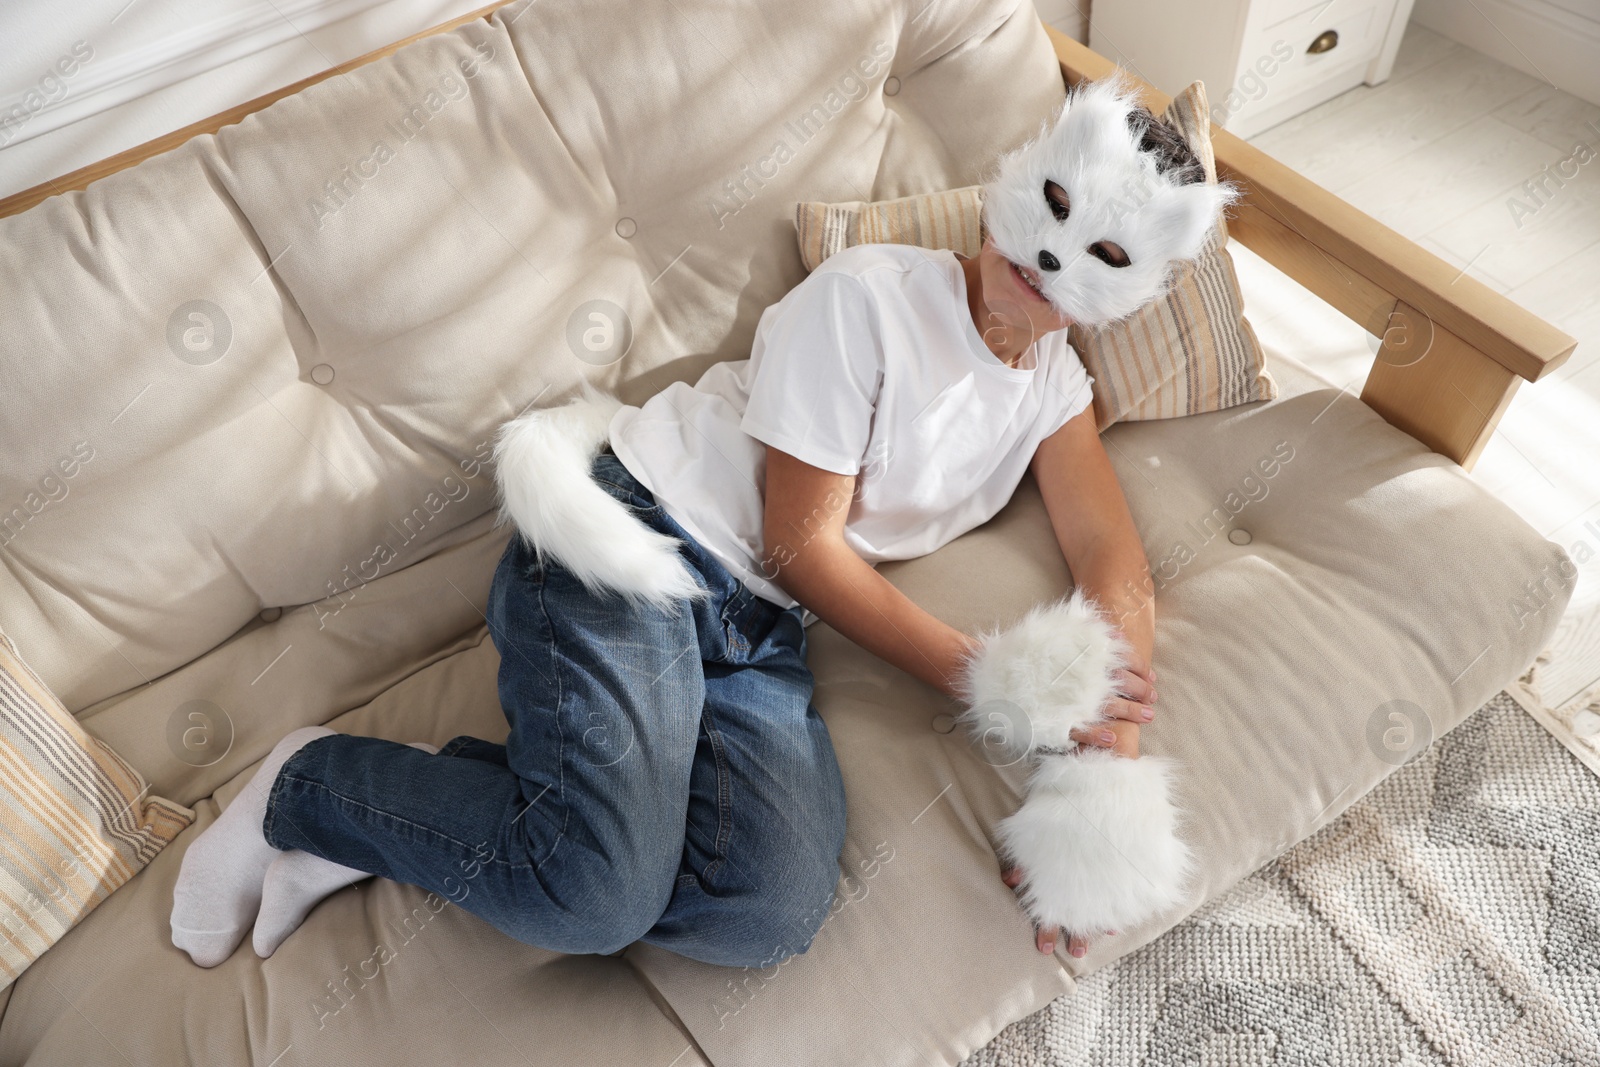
[1044,180,1070,222]
[1089,241,1130,268]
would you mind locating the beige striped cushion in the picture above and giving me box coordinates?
[793,81,1275,430]
[796,186,987,272]
[0,627,193,989]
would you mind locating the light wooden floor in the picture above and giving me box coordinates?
[1246,22,1600,714]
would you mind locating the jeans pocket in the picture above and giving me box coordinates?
[720,590,771,662]
[722,618,750,659]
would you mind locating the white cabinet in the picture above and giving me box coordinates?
[1089,0,1418,137]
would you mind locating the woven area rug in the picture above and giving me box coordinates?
[966,693,1600,1066]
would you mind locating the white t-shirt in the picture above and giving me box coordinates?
[608,243,1095,611]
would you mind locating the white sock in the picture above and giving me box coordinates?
[170,726,334,967]
[251,741,439,958]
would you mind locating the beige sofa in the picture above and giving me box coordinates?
[0,0,1575,1063]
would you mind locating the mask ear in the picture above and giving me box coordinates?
[1148,181,1236,265]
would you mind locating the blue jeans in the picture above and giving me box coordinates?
[263,451,848,968]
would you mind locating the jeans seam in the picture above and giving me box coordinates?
[272,772,482,854]
[534,569,571,858]
[271,772,545,872]
[261,735,344,850]
[591,475,657,511]
[263,755,292,847]
[699,702,736,882]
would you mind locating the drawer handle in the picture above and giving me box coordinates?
[1308,29,1339,54]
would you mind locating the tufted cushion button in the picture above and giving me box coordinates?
[932,713,956,734]
[1228,528,1252,545]
[310,363,335,385]
[884,75,901,96]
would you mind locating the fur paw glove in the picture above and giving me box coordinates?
[957,590,1191,936]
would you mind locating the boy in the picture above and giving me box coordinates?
[171,75,1229,969]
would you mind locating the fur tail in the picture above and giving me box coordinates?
[492,389,704,609]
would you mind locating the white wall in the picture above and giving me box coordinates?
[1035,0,1090,44]
[0,0,491,200]
[1412,0,1600,107]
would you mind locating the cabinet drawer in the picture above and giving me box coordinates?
[1225,2,1385,117]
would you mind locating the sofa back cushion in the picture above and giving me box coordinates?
[0,0,1066,744]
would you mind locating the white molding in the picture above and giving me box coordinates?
[0,0,392,148]
[1412,0,1600,107]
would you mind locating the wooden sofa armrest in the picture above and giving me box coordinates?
[1044,26,1578,469]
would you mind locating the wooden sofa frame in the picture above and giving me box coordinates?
[0,5,1576,469]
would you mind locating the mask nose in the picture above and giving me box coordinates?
[1038,249,1061,272]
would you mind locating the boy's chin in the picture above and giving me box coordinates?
[1013,306,1074,337]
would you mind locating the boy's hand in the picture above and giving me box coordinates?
[1065,656,1155,757]
[1114,656,1157,714]
[1017,655,1157,948]
[1001,865,1117,957]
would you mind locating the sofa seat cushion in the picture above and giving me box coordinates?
[0,348,1570,1067]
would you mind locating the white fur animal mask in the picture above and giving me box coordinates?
[980,74,1237,327]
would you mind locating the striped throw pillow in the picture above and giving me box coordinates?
[0,627,194,989]
[793,80,1275,430]
[795,186,986,272]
